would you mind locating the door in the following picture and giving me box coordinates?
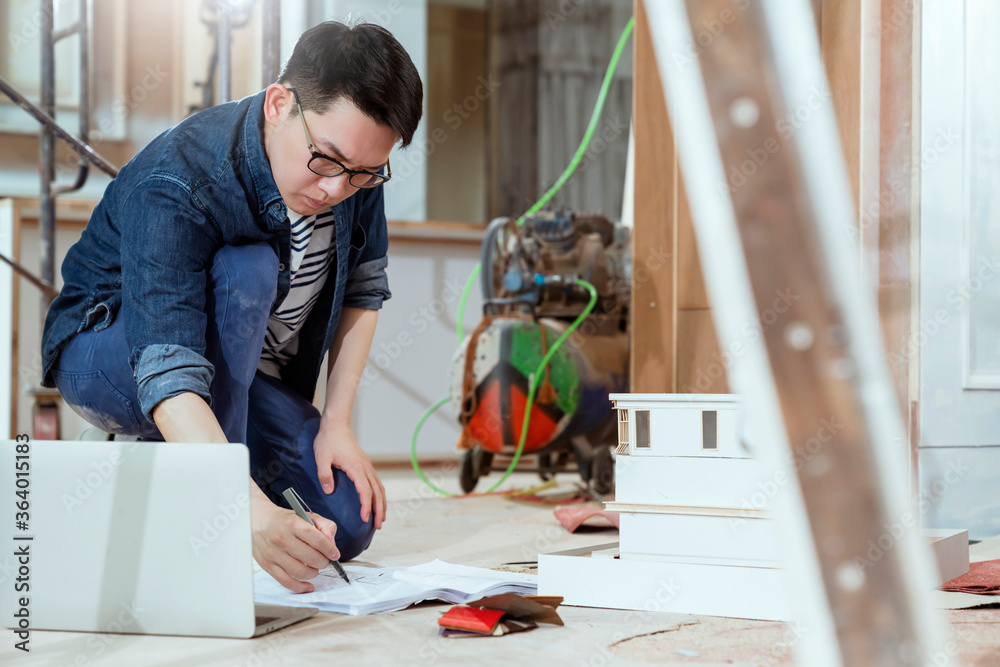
[920,0,1000,539]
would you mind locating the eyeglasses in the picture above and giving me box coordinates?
[287,87,391,188]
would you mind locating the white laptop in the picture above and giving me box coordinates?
[0,439,316,638]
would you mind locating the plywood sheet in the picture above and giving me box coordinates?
[630,0,676,393]
[676,309,729,394]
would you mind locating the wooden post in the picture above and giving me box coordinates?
[877,0,919,492]
[822,0,918,483]
[631,0,677,393]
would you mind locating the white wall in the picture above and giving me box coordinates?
[319,0,429,222]
[350,240,481,460]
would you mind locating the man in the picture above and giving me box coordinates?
[39,22,422,593]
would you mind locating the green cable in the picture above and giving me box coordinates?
[518,16,635,224]
[409,396,453,496]
[482,279,598,493]
[411,17,635,495]
[459,15,635,337]
[410,280,599,497]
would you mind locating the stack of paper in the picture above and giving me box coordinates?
[253,560,537,616]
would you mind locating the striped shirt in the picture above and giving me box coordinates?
[258,209,336,378]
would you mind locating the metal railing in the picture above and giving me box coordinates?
[0,0,118,310]
[1,0,282,306]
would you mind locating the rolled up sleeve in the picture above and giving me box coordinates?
[343,255,391,310]
[342,184,392,310]
[120,178,222,421]
[135,344,215,419]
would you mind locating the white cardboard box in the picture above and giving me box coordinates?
[927,529,969,584]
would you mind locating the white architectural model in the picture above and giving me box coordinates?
[540,393,789,621]
[607,393,780,569]
[538,393,968,621]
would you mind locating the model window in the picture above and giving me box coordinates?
[702,411,718,450]
[616,406,630,454]
[635,410,651,448]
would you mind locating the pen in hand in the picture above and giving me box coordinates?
[282,487,351,585]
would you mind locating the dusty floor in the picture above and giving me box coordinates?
[5,466,1000,666]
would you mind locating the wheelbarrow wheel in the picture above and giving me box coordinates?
[460,449,479,494]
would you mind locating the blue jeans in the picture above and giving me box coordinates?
[51,242,375,561]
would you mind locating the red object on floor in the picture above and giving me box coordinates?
[438,606,506,634]
[941,559,1000,594]
[554,507,620,532]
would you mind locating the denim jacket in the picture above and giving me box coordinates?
[41,90,391,421]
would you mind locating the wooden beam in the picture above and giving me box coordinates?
[821,0,882,285]
[677,309,729,394]
[631,0,677,393]
[822,0,917,479]
[878,0,918,491]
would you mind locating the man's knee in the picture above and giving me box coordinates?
[320,469,376,562]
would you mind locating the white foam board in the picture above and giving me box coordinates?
[638,405,747,458]
[619,512,779,565]
[614,455,770,508]
[926,529,969,585]
[538,543,789,621]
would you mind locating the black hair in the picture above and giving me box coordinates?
[278,21,423,148]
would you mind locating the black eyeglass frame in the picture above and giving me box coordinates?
[286,87,392,188]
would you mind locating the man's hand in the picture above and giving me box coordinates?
[250,492,340,593]
[314,420,386,529]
